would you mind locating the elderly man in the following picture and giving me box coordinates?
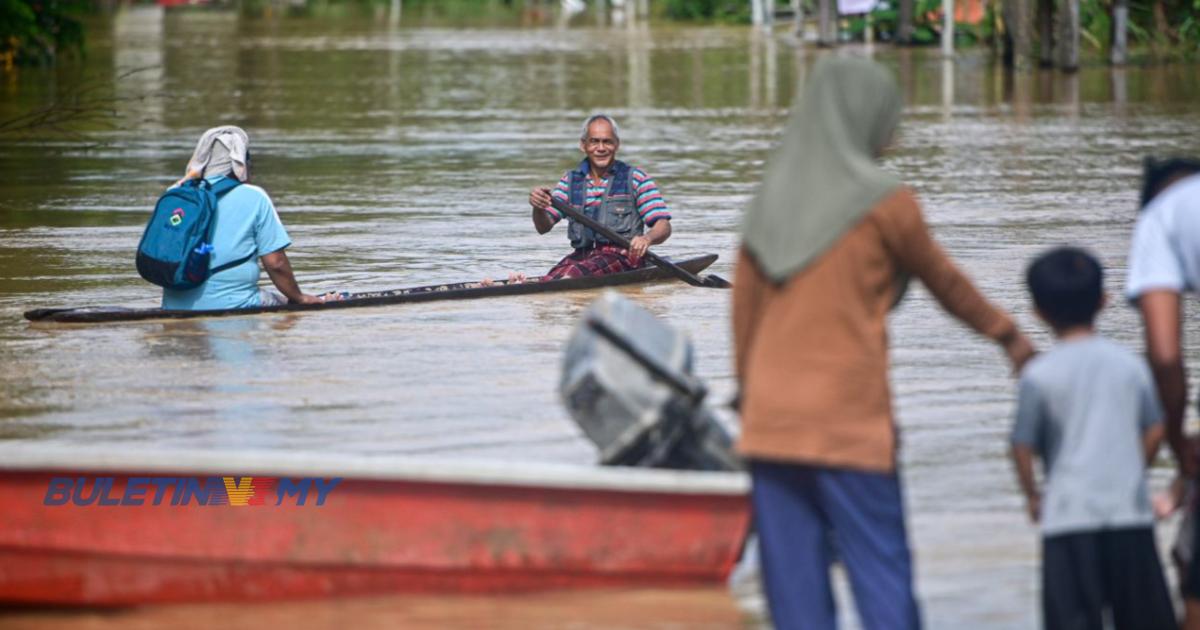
[528,114,672,280]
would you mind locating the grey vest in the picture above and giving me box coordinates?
[566,159,644,250]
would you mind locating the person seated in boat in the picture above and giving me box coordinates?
[162,126,341,310]
[527,114,672,280]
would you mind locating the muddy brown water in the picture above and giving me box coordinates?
[2,8,1200,628]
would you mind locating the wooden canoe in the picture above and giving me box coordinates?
[0,447,751,606]
[23,254,720,324]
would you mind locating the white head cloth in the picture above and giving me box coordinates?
[184,126,250,182]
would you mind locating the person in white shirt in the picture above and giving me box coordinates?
[1126,156,1200,628]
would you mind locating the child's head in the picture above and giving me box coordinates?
[1026,247,1104,332]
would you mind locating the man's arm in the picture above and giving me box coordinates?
[646,218,671,245]
[261,250,321,305]
[1139,290,1190,475]
[1010,445,1040,523]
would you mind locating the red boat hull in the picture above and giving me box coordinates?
[0,454,750,606]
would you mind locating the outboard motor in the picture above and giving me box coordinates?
[560,291,740,471]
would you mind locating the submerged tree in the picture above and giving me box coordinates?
[0,66,154,141]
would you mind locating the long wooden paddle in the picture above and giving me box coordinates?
[549,196,732,289]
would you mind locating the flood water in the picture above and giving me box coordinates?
[2,7,1200,628]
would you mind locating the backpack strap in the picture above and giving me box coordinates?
[205,176,254,275]
[210,252,256,275]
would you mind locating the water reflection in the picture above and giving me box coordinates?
[141,317,299,365]
[1112,66,1128,110]
[625,22,650,111]
[112,5,165,133]
[748,30,780,110]
[941,58,953,118]
[1,17,1200,627]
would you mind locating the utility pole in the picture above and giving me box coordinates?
[818,0,835,46]
[1055,0,1079,71]
[752,0,775,29]
[1003,0,1034,69]
[897,0,913,43]
[1038,0,1053,66]
[941,0,954,56]
[1111,0,1128,65]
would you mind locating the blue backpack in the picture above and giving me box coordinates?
[136,177,253,290]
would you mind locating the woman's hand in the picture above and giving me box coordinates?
[1003,332,1036,373]
[295,291,344,305]
[1025,492,1041,524]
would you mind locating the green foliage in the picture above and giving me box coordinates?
[1083,0,1200,58]
[1080,0,1109,50]
[843,0,1199,55]
[660,0,753,22]
[846,0,948,44]
[0,0,84,69]
[238,0,544,25]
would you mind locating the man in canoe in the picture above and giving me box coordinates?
[160,126,341,310]
[528,114,673,280]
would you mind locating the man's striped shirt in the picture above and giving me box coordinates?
[545,166,671,226]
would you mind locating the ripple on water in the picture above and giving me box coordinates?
[2,21,1200,627]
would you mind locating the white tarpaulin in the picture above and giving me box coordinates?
[838,0,878,14]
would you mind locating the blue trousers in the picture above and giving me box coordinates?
[750,460,921,630]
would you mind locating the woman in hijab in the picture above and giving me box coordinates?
[162,126,339,310]
[733,57,1034,629]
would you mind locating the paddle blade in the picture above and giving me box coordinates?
[701,274,733,289]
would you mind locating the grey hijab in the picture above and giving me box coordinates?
[741,56,904,287]
[183,126,250,182]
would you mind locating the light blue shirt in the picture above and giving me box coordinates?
[162,178,291,310]
[1011,336,1162,536]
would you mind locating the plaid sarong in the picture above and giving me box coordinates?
[542,245,643,281]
